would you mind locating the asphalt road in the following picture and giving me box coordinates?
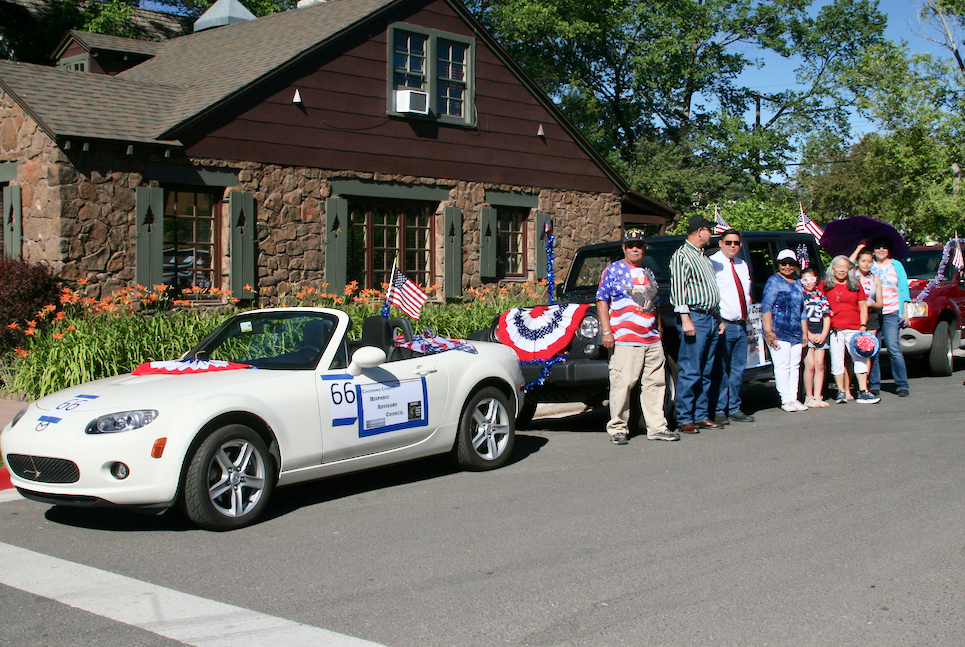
[2,363,965,647]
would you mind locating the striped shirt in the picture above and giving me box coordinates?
[670,240,720,313]
[596,261,661,345]
[872,262,900,314]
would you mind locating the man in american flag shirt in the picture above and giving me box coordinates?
[596,229,679,444]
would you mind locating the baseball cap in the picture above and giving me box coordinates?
[777,249,798,264]
[687,214,715,233]
[623,228,647,244]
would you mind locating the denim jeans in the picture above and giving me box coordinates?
[675,311,719,425]
[869,311,909,391]
[712,320,748,415]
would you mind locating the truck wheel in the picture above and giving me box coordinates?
[928,320,953,376]
[515,399,537,429]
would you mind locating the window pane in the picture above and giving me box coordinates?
[497,210,526,278]
[347,198,434,289]
[162,188,222,293]
[393,31,426,91]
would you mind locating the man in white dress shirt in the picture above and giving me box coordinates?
[709,229,755,423]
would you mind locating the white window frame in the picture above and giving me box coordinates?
[386,23,475,127]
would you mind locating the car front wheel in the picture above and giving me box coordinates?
[182,424,274,531]
[455,387,515,471]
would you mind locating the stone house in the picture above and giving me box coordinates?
[0,0,676,301]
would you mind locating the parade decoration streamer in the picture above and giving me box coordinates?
[796,243,811,269]
[543,218,557,306]
[908,239,964,321]
[521,355,569,390]
[132,358,252,375]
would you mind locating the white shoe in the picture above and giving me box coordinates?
[781,402,798,412]
[792,400,809,411]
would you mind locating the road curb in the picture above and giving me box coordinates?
[0,467,11,491]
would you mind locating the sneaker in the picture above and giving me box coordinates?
[611,432,629,445]
[805,396,820,408]
[713,412,731,425]
[897,389,910,397]
[647,430,680,441]
[792,400,808,411]
[729,411,755,423]
[835,391,848,404]
[781,402,799,412]
[856,390,880,404]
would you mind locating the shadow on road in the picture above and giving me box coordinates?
[42,434,550,532]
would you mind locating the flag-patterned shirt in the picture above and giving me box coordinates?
[596,260,661,346]
[872,262,900,315]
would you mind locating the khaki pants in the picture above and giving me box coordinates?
[607,343,669,437]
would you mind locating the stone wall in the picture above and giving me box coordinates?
[1,99,627,300]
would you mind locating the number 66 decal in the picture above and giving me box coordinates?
[328,379,359,426]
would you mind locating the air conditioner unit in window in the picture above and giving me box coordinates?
[395,89,429,115]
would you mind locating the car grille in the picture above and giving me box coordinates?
[6,454,80,483]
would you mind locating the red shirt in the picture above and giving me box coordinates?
[821,282,862,330]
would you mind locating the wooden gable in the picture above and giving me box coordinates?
[177,0,622,195]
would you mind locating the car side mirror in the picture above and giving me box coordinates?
[347,346,387,376]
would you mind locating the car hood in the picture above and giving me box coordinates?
[32,368,282,413]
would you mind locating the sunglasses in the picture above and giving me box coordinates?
[625,243,645,250]
[722,240,741,246]
[778,260,797,266]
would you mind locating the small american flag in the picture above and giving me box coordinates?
[713,204,731,234]
[953,240,964,271]
[385,267,429,319]
[796,204,824,243]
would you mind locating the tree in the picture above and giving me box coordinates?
[794,41,965,244]
[466,0,888,210]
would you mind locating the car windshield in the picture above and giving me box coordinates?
[188,311,340,370]
[903,249,952,281]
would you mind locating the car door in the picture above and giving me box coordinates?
[317,354,450,463]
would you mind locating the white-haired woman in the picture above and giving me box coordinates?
[819,256,879,404]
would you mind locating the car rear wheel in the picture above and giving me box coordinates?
[928,320,953,377]
[455,387,515,471]
[182,424,274,531]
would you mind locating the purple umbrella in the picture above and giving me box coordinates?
[820,216,910,260]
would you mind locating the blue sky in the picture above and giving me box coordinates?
[736,0,951,137]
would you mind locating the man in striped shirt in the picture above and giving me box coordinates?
[670,215,724,434]
[597,229,678,444]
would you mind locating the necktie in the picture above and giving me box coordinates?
[731,259,748,320]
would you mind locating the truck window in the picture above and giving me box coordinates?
[746,242,775,302]
[904,249,951,281]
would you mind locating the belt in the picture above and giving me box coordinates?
[688,307,719,316]
[722,318,745,325]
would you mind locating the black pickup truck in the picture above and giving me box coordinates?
[476,230,824,428]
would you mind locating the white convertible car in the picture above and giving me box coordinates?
[1,308,525,530]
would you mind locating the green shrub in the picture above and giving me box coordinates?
[0,257,62,354]
[4,281,549,400]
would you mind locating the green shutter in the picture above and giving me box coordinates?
[3,185,22,259]
[135,186,163,287]
[325,197,348,291]
[535,211,550,281]
[443,206,463,299]
[479,207,496,279]
[229,192,256,300]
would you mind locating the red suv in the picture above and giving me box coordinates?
[900,246,965,376]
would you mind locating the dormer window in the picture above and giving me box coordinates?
[387,24,474,126]
[60,54,89,72]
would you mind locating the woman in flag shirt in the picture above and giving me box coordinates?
[596,229,678,444]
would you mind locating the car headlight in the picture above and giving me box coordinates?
[85,410,158,435]
[906,302,927,319]
[578,315,601,339]
[11,406,28,428]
